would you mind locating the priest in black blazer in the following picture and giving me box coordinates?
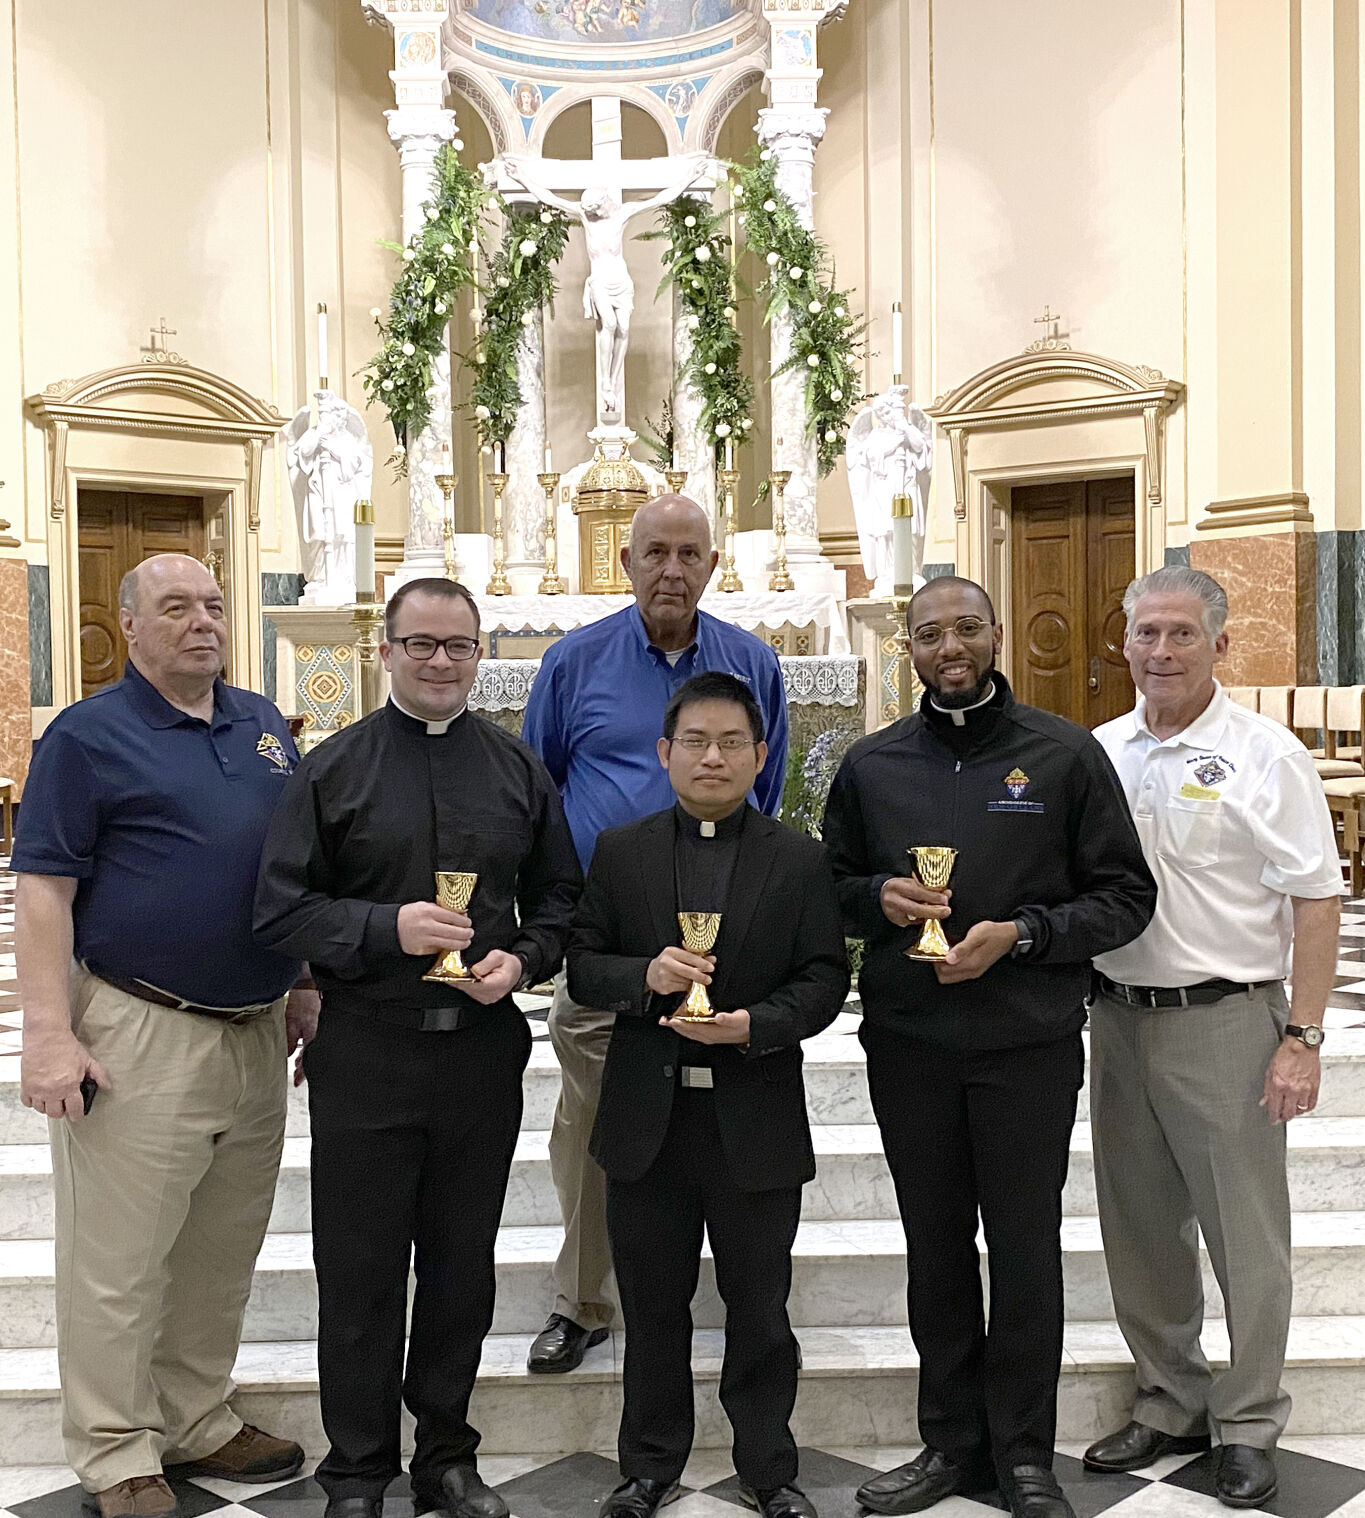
[568,671,849,1518]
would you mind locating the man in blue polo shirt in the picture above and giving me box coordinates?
[15,553,307,1518]
[521,495,788,1372]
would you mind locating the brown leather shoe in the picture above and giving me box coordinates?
[169,1424,304,1483]
[80,1476,180,1518]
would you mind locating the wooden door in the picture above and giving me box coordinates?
[78,490,206,695]
[1009,476,1135,728]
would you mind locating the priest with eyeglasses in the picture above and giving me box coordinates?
[253,578,581,1518]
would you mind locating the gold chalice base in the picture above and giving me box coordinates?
[904,918,952,962]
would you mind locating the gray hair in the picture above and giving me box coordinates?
[117,566,142,614]
[1122,565,1228,640]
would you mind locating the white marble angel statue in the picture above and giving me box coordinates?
[283,390,373,605]
[503,153,710,428]
[845,387,934,595]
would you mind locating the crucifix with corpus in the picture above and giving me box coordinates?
[495,97,714,434]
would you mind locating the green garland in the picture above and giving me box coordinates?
[734,150,866,475]
[363,144,489,470]
[467,204,572,450]
[643,194,755,465]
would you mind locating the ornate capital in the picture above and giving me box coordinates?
[385,105,456,162]
[756,106,829,157]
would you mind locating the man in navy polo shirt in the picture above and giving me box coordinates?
[15,554,307,1518]
[521,495,788,1372]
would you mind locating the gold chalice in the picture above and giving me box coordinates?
[903,846,958,962]
[674,912,722,1021]
[422,871,481,983]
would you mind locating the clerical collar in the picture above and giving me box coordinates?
[929,679,998,727]
[387,694,468,736]
[674,800,747,841]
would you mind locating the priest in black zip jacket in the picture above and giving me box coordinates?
[822,578,1155,1518]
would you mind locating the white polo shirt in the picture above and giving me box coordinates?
[1093,682,1340,987]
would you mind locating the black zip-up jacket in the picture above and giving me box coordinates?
[822,677,1156,1050]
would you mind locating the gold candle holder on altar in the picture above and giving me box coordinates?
[436,471,459,581]
[538,472,566,594]
[485,471,511,595]
[663,468,688,495]
[350,594,386,718]
[768,469,794,592]
[717,467,743,592]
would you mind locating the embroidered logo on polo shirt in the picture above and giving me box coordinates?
[988,767,1044,814]
[257,732,292,773]
[1192,758,1227,789]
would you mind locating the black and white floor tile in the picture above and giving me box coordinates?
[5,1444,1365,1518]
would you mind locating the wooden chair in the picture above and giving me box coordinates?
[1293,687,1363,777]
[1322,776,1365,895]
[1326,685,1365,762]
[0,777,11,856]
[1227,687,1260,712]
[1258,686,1294,729]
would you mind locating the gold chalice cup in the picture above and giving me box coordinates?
[903,846,958,962]
[423,871,481,983]
[675,912,722,1021]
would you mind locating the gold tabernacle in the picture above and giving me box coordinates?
[903,846,958,962]
[423,871,480,983]
[675,911,722,1020]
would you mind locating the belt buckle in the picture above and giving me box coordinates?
[680,1067,714,1089]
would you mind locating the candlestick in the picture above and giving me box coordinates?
[544,444,553,474]
[718,466,743,592]
[892,493,915,593]
[436,470,459,581]
[486,470,511,595]
[354,498,375,602]
[768,470,793,592]
[317,302,329,390]
[538,472,565,594]
[350,600,386,717]
[892,300,903,386]
[663,469,688,495]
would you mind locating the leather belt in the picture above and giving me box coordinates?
[84,963,277,1024]
[679,1066,715,1088]
[1097,973,1277,1009]
[323,994,489,1033]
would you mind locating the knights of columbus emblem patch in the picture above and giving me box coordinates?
[1004,768,1030,800]
[257,731,292,772]
[1193,758,1226,788]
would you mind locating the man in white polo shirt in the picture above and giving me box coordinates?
[1082,566,1340,1509]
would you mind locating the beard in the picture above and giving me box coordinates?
[927,662,996,710]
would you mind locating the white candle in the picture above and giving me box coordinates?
[671,445,681,473]
[354,501,375,600]
[544,445,553,473]
[724,441,734,471]
[317,303,328,385]
[495,441,504,474]
[891,301,903,381]
[892,499,914,592]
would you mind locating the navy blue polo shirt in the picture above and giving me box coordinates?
[13,661,301,1007]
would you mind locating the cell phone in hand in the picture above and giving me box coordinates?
[79,1077,97,1115]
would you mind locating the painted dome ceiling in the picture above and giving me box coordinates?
[456,0,751,46]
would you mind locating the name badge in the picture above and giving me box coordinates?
[1178,782,1221,801]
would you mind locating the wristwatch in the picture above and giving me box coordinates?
[1285,1023,1326,1048]
[1009,918,1034,960]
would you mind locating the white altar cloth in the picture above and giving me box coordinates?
[470,589,849,655]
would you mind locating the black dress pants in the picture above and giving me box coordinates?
[305,1004,532,1501]
[606,1088,803,1491]
[861,1023,1084,1476]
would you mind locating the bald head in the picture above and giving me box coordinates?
[119,553,220,615]
[622,494,719,651]
[628,495,713,557]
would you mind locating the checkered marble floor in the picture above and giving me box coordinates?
[5,1443,1365,1518]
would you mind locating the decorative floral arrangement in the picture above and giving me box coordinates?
[644,194,755,465]
[363,143,489,472]
[733,149,866,475]
[781,726,855,840]
[467,204,573,451]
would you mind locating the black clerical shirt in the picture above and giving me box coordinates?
[673,800,746,916]
[254,701,582,1013]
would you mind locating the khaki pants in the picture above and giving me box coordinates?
[546,975,618,1331]
[1090,984,1293,1448]
[52,965,287,1491]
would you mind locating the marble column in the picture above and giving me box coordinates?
[758,106,828,564]
[504,307,548,592]
[672,288,717,524]
[386,104,456,576]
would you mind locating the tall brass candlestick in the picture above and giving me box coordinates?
[538,471,565,594]
[663,468,688,495]
[717,467,743,592]
[768,469,793,592]
[350,595,386,718]
[486,470,511,595]
[436,471,458,581]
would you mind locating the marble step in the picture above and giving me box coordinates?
[2,1028,1364,1146]
[4,1316,1365,1464]
[4,1115,1365,1240]
[3,1212,1365,1349]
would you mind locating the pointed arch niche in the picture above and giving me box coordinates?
[25,362,287,712]
[927,349,1185,614]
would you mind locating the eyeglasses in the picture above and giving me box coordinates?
[390,635,480,661]
[909,617,992,649]
[671,736,757,753]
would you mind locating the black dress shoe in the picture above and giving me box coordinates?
[1217,1446,1277,1509]
[738,1482,817,1518]
[439,1464,508,1518]
[855,1448,992,1515]
[601,1477,681,1518]
[526,1312,610,1373]
[1083,1421,1212,1473]
[322,1501,381,1518]
[1006,1466,1075,1518]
